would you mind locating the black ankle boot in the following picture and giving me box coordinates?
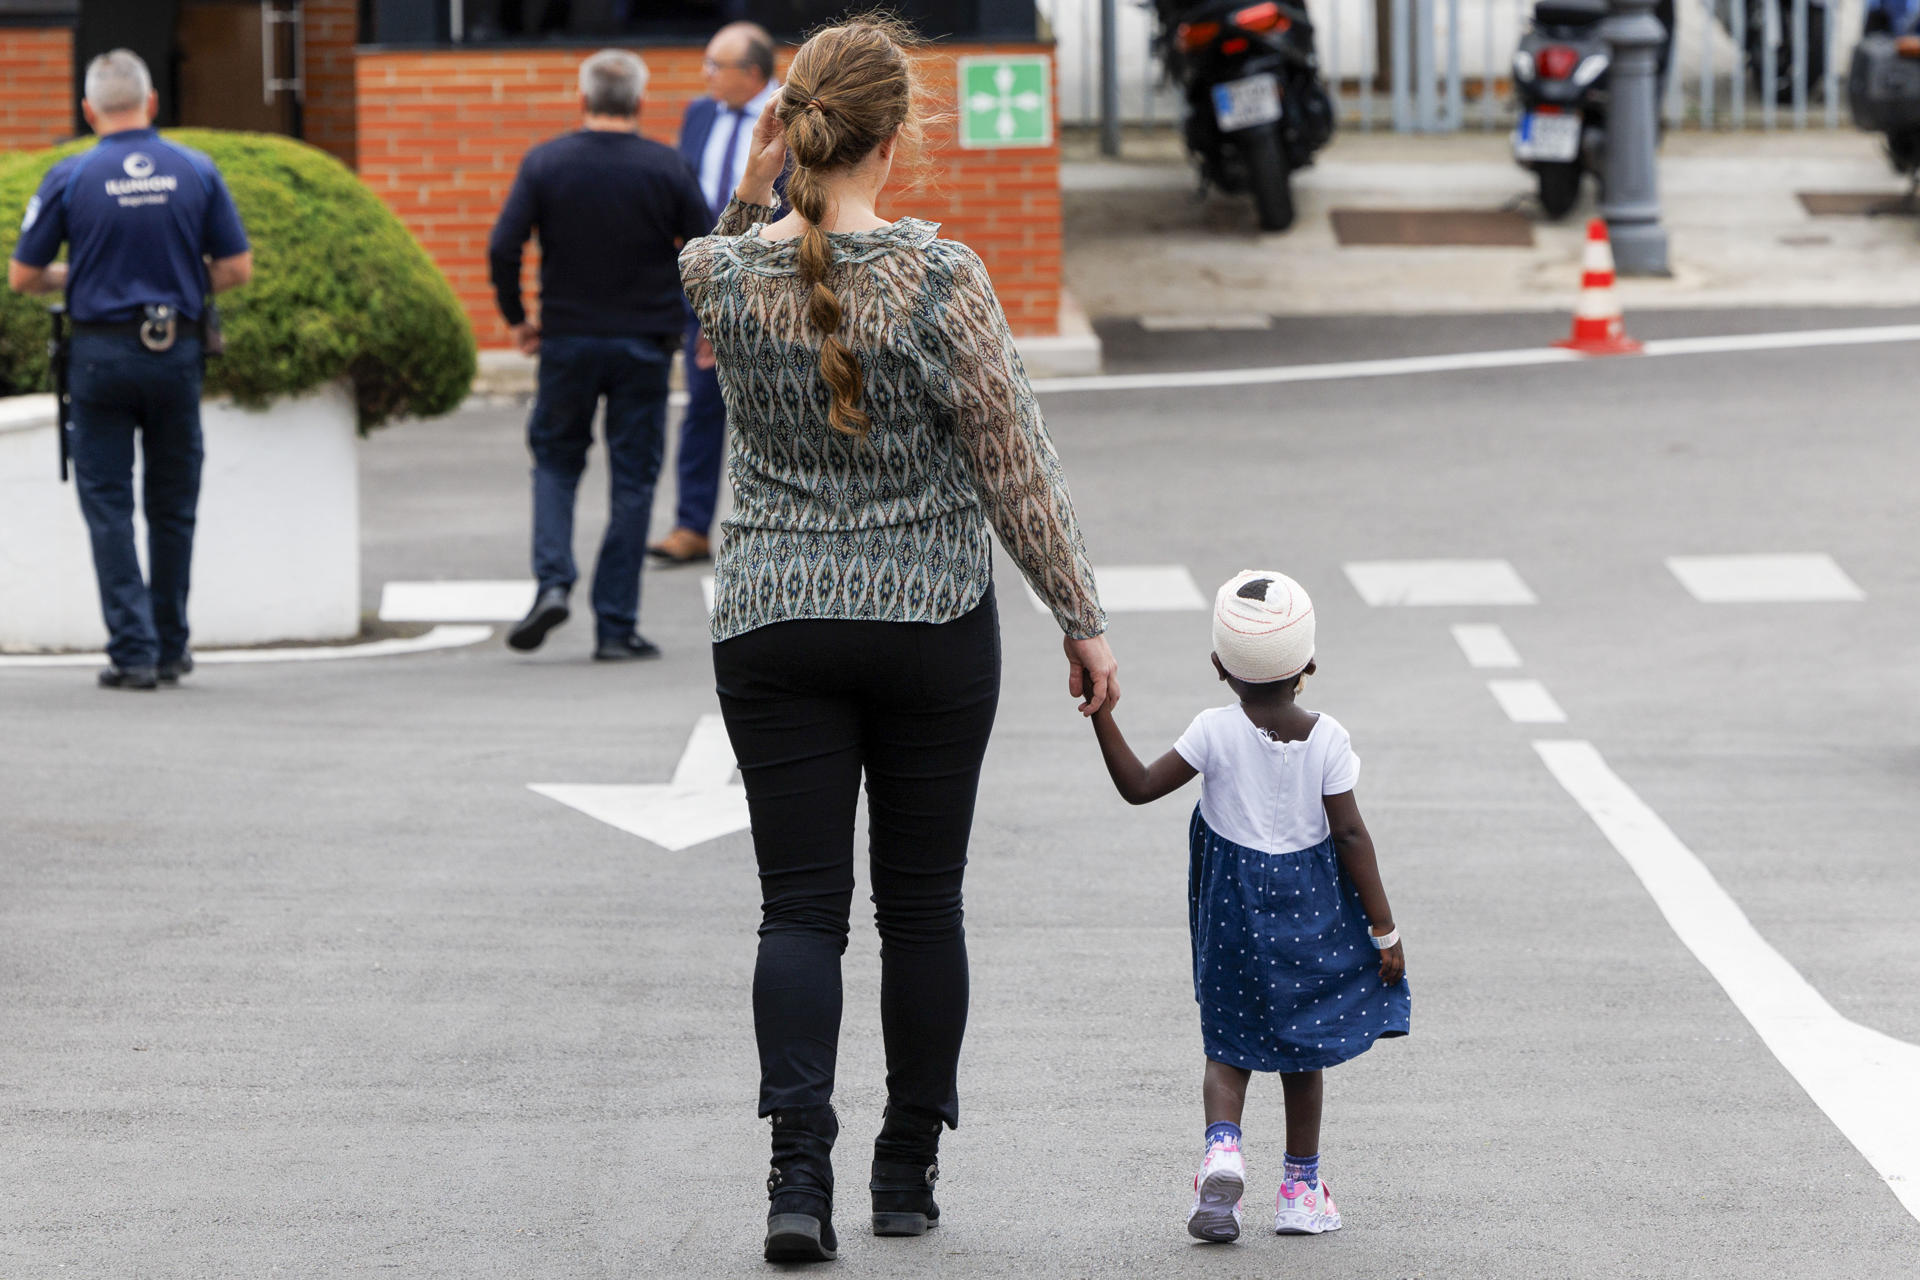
[870,1102,944,1237]
[766,1106,839,1262]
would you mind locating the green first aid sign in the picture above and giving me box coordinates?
[957,55,1053,149]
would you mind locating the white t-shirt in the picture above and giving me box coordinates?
[1173,706,1361,855]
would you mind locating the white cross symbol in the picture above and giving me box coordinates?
[968,64,1044,140]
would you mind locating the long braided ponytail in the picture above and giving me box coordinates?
[776,17,923,439]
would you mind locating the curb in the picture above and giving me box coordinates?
[468,289,1106,398]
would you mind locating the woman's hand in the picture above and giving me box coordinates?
[1064,633,1119,717]
[736,93,789,208]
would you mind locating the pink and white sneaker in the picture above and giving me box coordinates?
[1186,1142,1246,1243]
[1274,1178,1341,1235]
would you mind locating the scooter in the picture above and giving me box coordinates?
[1849,0,1920,193]
[1153,0,1336,231]
[1511,0,1613,219]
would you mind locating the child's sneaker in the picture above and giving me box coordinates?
[1186,1142,1246,1242]
[1274,1178,1341,1235]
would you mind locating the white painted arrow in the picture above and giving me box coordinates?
[529,715,750,852]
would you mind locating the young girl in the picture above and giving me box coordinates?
[1090,570,1410,1244]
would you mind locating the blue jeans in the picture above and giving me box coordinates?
[68,330,205,669]
[528,334,671,642]
[674,320,727,536]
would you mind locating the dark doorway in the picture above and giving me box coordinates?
[72,0,301,137]
[174,0,299,135]
[72,0,178,133]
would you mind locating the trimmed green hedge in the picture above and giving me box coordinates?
[0,130,474,430]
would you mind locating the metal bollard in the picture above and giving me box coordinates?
[1600,0,1670,276]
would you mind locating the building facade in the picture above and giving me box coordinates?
[0,1,1063,346]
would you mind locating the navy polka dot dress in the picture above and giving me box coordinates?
[1187,805,1411,1072]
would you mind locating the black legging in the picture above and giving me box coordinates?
[713,588,1001,1128]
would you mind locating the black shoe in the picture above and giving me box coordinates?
[506,586,570,652]
[766,1106,838,1263]
[98,664,159,690]
[592,633,661,662]
[871,1102,944,1237]
[158,652,194,684]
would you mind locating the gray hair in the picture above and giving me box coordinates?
[579,49,647,117]
[84,48,153,115]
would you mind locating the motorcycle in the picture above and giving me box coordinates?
[1510,0,1613,219]
[1152,0,1336,231]
[1849,0,1920,193]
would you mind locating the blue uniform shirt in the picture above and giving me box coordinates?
[13,128,249,325]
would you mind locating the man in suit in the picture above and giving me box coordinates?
[648,21,780,567]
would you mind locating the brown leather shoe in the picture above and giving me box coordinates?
[647,527,712,564]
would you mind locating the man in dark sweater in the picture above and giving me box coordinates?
[488,48,711,661]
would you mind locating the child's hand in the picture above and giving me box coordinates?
[1377,937,1405,985]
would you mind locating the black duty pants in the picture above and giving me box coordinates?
[69,331,205,670]
[713,588,1001,1129]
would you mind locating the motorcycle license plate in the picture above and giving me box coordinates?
[1212,74,1283,132]
[1513,112,1581,162]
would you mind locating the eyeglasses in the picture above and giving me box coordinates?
[702,58,755,72]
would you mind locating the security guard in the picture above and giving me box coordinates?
[8,48,252,691]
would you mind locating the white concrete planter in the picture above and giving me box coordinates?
[0,381,360,652]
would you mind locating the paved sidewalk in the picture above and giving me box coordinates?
[1064,128,1920,320]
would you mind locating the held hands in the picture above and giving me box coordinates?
[1064,633,1119,717]
[695,334,717,371]
[735,93,789,208]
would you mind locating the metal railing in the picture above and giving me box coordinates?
[1040,0,1863,130]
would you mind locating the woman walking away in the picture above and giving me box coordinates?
[1087,571,1410,1245]
[679,15,1117,1265]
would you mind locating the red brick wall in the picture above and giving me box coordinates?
[0,27,75,150]
[302,0,358,167]
[356,42,1061,347]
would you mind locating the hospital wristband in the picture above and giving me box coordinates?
[1368,927,1399,950]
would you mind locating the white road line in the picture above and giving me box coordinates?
[1345,559,1538,607]
[1452,623,1523,668]
[1487,678,1567,723]
[1031,345,1581,395]
[0,624,494,668]
[1638,324,1920,359]
[1138,313,1273,332]
[1666,554,1866,603]
[1536,740,1920,1222]
[380,580,535,623]
[671,713,738,789]
[1025,564,1208,615]
[1027,323,1920,396]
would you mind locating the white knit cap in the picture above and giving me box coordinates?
[1212,570,1315,683]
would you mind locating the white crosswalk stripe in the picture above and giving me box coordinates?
[1025,565,1208,615]
[380,579,534,622]
[1451,623,1522,668]
[1487,678,1567,724]
[1666,554,1865,603]
[1344,559,1537,607]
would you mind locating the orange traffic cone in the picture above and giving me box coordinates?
[1556,218,1642,356]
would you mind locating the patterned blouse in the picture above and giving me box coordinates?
[680,197,1107,644]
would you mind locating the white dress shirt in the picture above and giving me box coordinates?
[699,81,778,213]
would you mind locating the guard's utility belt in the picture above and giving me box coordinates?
[74,309,203,351]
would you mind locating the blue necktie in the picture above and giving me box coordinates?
[714,109,745,218]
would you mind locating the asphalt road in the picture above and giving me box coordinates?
[4,310,1918,1278]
